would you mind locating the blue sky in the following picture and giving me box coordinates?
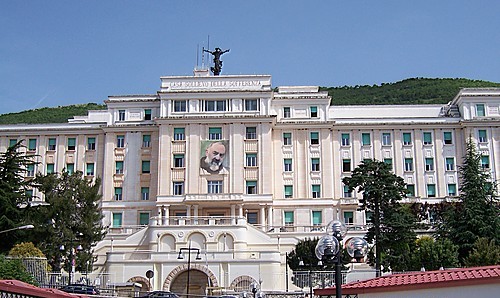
[1,1,500,114]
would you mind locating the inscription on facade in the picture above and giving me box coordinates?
[166,79,264,91]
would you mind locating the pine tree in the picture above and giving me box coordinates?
[343,159,416,275]
[0,141,37,253]
[438,138,500,263]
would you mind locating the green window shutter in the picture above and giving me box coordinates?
[174,128,185,134]
[116,161,123,170]
[112,213,122,227]
[444,132,452,141]
[28,139,37,150]
[66,163,74,174]
[403,133,411,144]
[312,211,322,225]
[88,137,95,144]
[143,134,151,142]
[362,133,371,145]
[283,133,291,138]
[68,138,76,147]
[246,181,257,187]
[139,213,150,225]
[310,132,319,139]
[427,184,436,196]
[49,138,56,146]
[142,161,150,173]
[284,185,293,197]
[284,211,294,224]
[344,211,353,221]
[423,132,432,144]
[115,187,122,195]
[9,139,17,147]
[209,127,222,134]
[310,106,317,113]
[407,185,415,196]
[477,104,485,116]
[284,159,292,165]
[47,164,54,174]
[479,130,487,139]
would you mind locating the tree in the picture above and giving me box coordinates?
[32,170,105,272]
[410,236,459,271]
[0,141,37,253]
[0,255,37,284]
[464,237,500,267]
[9,242,46,258]
[437,138,500,263]
[343,159,416,276]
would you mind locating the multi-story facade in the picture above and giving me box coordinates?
[1,68,500,294]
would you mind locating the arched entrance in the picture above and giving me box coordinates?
[163,264,218,297]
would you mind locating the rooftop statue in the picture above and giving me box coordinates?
[203,47,230,75]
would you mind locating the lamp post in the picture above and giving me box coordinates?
[60,242,83,285]
[177,242,201,298]
[0,224,34,234]
[315,220,368,298]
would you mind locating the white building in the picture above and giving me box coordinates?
[1,68,500,294]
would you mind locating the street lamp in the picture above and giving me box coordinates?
[60,242,83,285]
[0,224,34,234]
[315,220,368,298]
[177,242,201,298]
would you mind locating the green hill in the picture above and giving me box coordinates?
[0,103,106,125]
[323,77,500,105]
[1,78,499,124]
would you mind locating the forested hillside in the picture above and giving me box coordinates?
[1,78,500,124]
[0,103,106,124]
[323,78,500,105]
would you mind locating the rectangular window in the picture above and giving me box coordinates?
[87,137,96,150]
[67,138,76,151]
[86,163,94,176]
[246,153,257,167]
[384,158,393,170]
[205,100,226,112]
[112,213,122,227]
[48,138,56,151]
[66,163,74,175]
[284,211,294,226]
[423,132,433,145]
[173,182,184,195]
[114,187,123,201]
[447,184,457,196]
[247,212,258,224]
[174,100,187,112]
[382,133,391,146]
[9,139,17,147]
[284,159,292,172]
[343,184,352,198]
[407,184,415,197]
[283,133,292,145]
[341,133,350,146]
[443,132,453,145]
[284,185,293,198]
[478,130,488,143]
[342,159,351,172]
[311,158,320,172]
[476,104,485,117]
[207,180,223,194]
[481,156,490,169]
[245,99,259,111]
[142,161,151,173]
[425,158,434,171]
[403,133,412,145]
[310,132,319,145]
[246,181,257,194]
[117,135,125,148]
[427,184,436,198]
[27,164,35,177]
[46,164,55,174]
[174,128,185,141]
[115,161,124,174]
[312,185,321,198]
[344,211,354,225]
[118,110,125,121]
[209,127,222,140]
[445,157,455,171]
[139,212,150,226]
[141,187,150,200]
[174,154,185,168]
[310,106,318,118]
[283,107,291,118]
[25,189,33,199]
[142,134,151,147]
[144,109,152,120]
[404,158,413,171]
[28,139,37,151]
[312,211,322,226]
[361,133,371,146]
[246,127,257,140]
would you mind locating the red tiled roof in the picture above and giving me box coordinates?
[0,279,89,298]
[315,265,500,295]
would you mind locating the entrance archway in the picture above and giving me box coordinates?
[163,264,218,297]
